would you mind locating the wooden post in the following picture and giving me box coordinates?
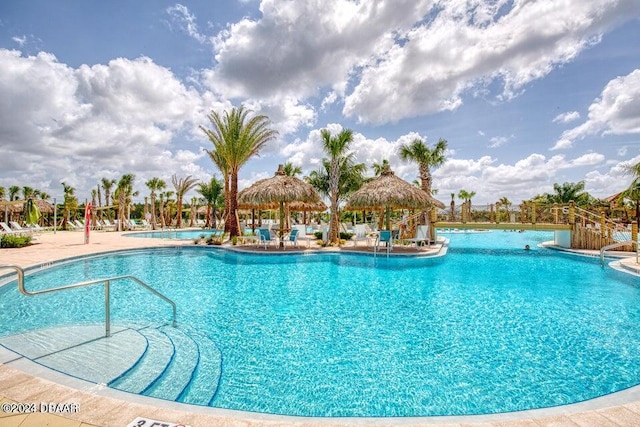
[553,203,559,224]
[632,223,638,252]
[531,203,536,224]
[429,207,437,242]
[568,201,575,225]
[461,202,467,224]
[600,209,606,248]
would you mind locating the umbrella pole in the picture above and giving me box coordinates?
[385,205,391,230]
[279,201,285,248]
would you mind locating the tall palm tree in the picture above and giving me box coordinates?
[145,177,166,230]
[205,149,230,225]
[9,185,20,201]
[283,162,302,177]
[171,174,199,228]
[498,196,511,222]
[114,174,135,231]
[449,193,456,221]
[200,106,278,237]
[22,186,35,200]
[458,189,476,221]
[398,138,447,199]
[163,190,175,227]
[197,176,224,228]
[60,182,77,229]
[320,128,355,243]
[101,178,116,220]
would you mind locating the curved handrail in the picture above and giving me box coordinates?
[600,240,638,268]
[0,264,177,336]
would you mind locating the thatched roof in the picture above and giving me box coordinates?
[289,200,328,212]
[238,164,321,205]
[0,199,54,214]
[346,165,445,210]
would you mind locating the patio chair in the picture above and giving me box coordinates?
[374,230,393,257]
[352,224,373,247]
[293,224,312,247]
[1,222,20,235]
[257,228,277,249]
[285,228,299,248]
[404,224,431,247]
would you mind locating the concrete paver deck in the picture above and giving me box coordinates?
[2,230,640,426]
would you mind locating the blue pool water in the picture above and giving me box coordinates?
[1,231,640,417]
[125,229,225,239]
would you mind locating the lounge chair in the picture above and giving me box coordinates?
[257,228,277,249]
[374,230,393,257]
[352,224,374,247]
[404,224,431,247]
[1,222,20,235]
[293,224,312,247]
[285,228,299,248]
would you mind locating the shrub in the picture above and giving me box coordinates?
[1,235,32,248]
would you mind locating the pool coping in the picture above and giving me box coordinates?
[3,230,640,426]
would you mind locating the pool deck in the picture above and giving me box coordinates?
[2,230,640,427]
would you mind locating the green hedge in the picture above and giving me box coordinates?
[1,234,32,248]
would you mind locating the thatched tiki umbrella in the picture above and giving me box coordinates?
[238,164,321,247]
[346,165,444,231]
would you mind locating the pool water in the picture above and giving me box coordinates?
[1,231,640,417]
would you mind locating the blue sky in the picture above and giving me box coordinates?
[1,0,639,205]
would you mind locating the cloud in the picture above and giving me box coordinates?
[553,111,581,124]
[11,35,27,46]
[0,49,213,198]
[166,4,208,44]
[488,136,511,148]
[552,68,640,150]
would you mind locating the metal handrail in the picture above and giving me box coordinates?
[599,240,639,268]
[0,264,177,337]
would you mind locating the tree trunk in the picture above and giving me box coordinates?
[419,164,432,224]
[150,193,157,230]
[176,197,183,228]
[329,160,340,243]
[225,171,240,237]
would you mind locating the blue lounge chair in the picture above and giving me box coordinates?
[374,230,393,257]
[285,228,299,248]
[258,228,277,249]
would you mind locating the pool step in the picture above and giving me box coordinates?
[0,322,223,407]
[142,325,199,400]
[0,324,146,384]
[109,326,175,393]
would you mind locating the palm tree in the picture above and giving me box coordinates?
[283,162,302,177]
[145,177,166,230]
[22,186,35,200]
[9,185,20,201]
[158,193,166,228]
[101,178,116,220]
[96,185,103,220]
[458,189,476,221]
[200,106,278,237]
[197,176,224,228]
[114,174,135,231]
[163,190,175,227]
[60,182,78,229]
[206,149,230,225]
[398,138,447,199]
[498,196,511,222]
[171,175,199,228]
[546,181,590,205]
[449,193,456,221]
[372,159,390,177]
[319,128,355,243]
[0,186,5,201]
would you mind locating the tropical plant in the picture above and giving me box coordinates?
[458,189,476,221]
[200,106,278,237]
[545,181,591,205]
[372,159,390,177]
[9,185,20,201]
[171,175,199,228]
[498,196,511,222]
[61,182,78,229]
[146,177,166,230]
[283,162,302,177]
[206,149,230,225]
[318,128,355,243]
[22,186,35,200]
[623,161,640,226]
[197,176,224,228]
[114,174,135,231]
[0,186,5,201]
[398,138,447,199]
[101,178,116,220]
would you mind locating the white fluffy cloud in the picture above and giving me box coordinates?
[553,111,581,124]
[552,68,640,150]
[0,49,213,196]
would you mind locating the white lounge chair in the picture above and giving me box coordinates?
[404,224,431,247]
[1,222,20,235]
[352,224,374,247]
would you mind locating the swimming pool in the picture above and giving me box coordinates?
[1,231,639,417]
